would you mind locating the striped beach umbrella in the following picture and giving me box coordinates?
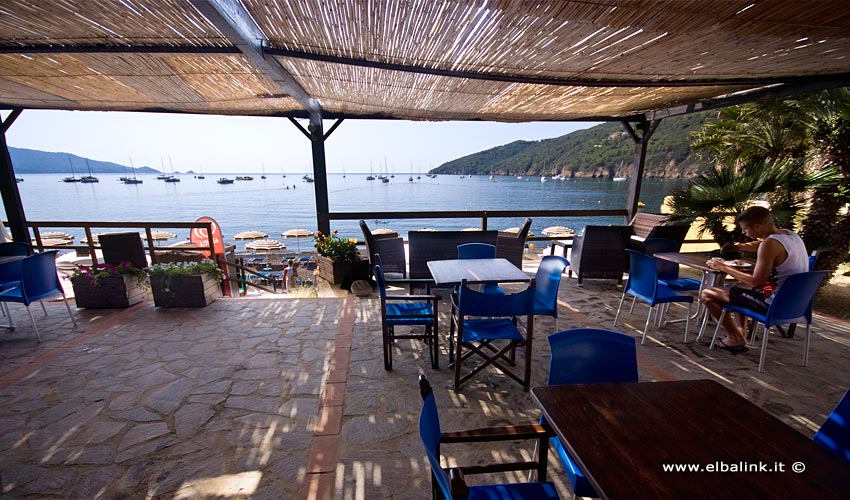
[234,230,269,240]
[281,228,314,253]
[542,225,575,237]
[246,239,286,253]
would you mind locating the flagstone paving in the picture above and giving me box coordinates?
[1,270,849,499]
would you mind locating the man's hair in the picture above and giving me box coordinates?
[736,206,772,224]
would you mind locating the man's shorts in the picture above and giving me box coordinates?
[728,286,769,314]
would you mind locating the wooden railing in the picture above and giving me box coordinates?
[24,220,215,265]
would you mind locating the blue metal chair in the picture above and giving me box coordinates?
[614,250,694,344]
[375,262,440,370]
[450,280,536,391]
[532,256,569,333]
[418,375,560,500]
[644,238,701,292]
[710,270,829,372]
[544,328,639,498]
[0,250,77,342]
[813,388,850,465]
[457,243,504,295]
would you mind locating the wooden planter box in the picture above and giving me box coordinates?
[316,255,370,285]
[71,274,147,309]
[149,273,222,308]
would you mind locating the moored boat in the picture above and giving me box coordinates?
[217,177,234,184]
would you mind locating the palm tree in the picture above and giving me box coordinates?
[666,158,832,246]
[794,88,850,272]
[674,90,848,276]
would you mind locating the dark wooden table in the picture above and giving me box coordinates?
[427,257,530,286]
[531,380,850,500]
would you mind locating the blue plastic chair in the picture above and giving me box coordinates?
[614,250,694,344]
[457,243,504,295]
[418,375,560,500]
[644,238,701,292]
[544,328,638,498]
[450,280,536,391]
[533,256,569,317]
[375,262,440,370]
[0,250,77,342]
[710,270,829,372]
[813,388,850,465]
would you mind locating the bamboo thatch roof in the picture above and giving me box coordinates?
[1,0,850,122]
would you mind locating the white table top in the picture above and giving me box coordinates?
[427,258,530,286]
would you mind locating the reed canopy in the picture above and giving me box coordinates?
[1,0,850,122]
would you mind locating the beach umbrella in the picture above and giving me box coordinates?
[147,231,177,241]
[39,231,74,242]
[281,228,314,253]
[34,237,73,247]
[542,225,575,237]
[461,227,482,232]
[501,226,520,233]
[371,228,398,238]
[234,230,268,240]
[246,239,286,253]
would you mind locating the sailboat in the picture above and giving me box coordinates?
[122,157,143,184]
[366,161,375,180]
[196,166,205,179]
[260,162,267,179]
[80,159,99,183]
[63,156,81,182]
[164,156,180,182]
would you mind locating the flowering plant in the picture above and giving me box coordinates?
[71,261,148,288]
[145,259,224,280]
[313,230,360,262]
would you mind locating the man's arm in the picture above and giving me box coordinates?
[708,239,781,287]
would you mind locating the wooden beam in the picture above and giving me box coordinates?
[0,110,29,243]
[266,47,850,89]
[189,0,321,123]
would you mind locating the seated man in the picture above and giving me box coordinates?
[702,206,809,351]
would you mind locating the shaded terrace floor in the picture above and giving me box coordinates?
[2,272,850,499]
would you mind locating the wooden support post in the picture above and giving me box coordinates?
[309,119,331,235]
[622,118,662,222]
[0,109,30,244]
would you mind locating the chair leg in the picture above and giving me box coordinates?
[709,310,726,349]
[25,305,41,343]
[697,309,711,342]
[62,294,77,327]
[613,293,627,327]
[758,326,771,373]
[683,303,691,343]
[641,306,653,345]
[803,323,812,366]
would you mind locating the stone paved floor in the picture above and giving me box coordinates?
[2,271,850,499]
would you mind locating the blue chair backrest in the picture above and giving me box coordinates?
[808,254,817,271]
[644,238,681,280]
[548,328,639,385]
[20,251,62,304]
[534,255,568,315]
[813,388,850,464]
[764,271,829,327]
[457,280,534,317]
[373,262,388,301]
[457,243,496,259]
[625,250,659,299]
[418,377,453,499]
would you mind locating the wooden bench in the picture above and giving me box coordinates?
[629,213,689,252]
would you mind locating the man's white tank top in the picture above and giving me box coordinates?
[767,230,808,293]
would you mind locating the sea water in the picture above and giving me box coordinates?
[5,174,684,246]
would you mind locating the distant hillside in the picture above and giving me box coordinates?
[8,147,161,174]
[433,112,715,178]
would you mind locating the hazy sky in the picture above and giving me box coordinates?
[3,109,597,174]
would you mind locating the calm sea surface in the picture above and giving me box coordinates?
[6,174,684,246]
